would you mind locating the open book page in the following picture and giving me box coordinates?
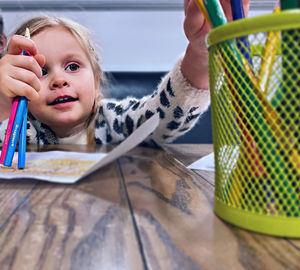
[187,152,215,171]
[0,114,160,184]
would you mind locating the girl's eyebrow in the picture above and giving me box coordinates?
[62,52,83,60]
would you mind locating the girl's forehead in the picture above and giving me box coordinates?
[33,25,74,40]
[32,26,84,53]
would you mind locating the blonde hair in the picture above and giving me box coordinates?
[15,16,105,145]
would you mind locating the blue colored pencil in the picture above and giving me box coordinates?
[230,0,253,65]
[18,102,27,169]
[3,97,27,167]
[230,0,245,20]
[16,28,31,169]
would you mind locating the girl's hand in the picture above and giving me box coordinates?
[0,35,45,120]
[181,0,250,89]
[184,0,250,52]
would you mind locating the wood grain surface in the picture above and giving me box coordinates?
[121,146,300,270]
[0,144,299,270]
[0,146,143,270]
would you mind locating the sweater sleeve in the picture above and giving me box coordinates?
[95,58,210,145]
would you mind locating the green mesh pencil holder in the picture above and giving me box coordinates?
[207,10,300,237]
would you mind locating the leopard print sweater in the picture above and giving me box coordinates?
[0,59,211,145]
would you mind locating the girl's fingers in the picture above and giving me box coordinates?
[243,0,250,17]
[6,54,43,78]
[221,0,233,22]
[184,0,191,15]
[0,37,42,103]
[6,35,45,69]
[10,66,41,94]
[7,35,38,56]
[184,0,206,39]
[34,54,46,68]
[3,75,39,101]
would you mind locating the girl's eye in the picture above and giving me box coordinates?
[66,63,79,71]
[42,68,48,76]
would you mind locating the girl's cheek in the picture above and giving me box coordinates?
[38,85,48,100]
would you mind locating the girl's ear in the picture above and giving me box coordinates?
[0,34,7,54]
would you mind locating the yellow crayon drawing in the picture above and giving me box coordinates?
[0,158,98,178]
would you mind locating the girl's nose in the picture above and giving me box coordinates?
[50,77,70,90]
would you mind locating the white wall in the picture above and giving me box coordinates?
[1,8,271,72]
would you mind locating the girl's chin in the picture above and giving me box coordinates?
[31,111,90,133]
[45,116,87,132]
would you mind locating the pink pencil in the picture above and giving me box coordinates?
[0,97,20,164]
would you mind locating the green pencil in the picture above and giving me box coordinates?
[280,0,298,9]
[203,0,227,28]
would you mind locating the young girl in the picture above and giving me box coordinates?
[0,0,249,146]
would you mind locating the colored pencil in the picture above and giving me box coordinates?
[230,0,245,20]
[258,7,280,93]
[203,0,227,27]
[17,28,30,169]
[3,96,27,167]
[193,0,212,27]
[0,97,20,164]
[230,0,253,65]
[18,103,27,169]
[280,0,298,9]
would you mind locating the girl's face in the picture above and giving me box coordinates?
[29,26,96,137]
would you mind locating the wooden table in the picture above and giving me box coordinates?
[0,144,299,270]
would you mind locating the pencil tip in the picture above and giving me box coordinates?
[25,27,30,38]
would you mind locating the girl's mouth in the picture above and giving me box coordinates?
[49,96,78,106]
